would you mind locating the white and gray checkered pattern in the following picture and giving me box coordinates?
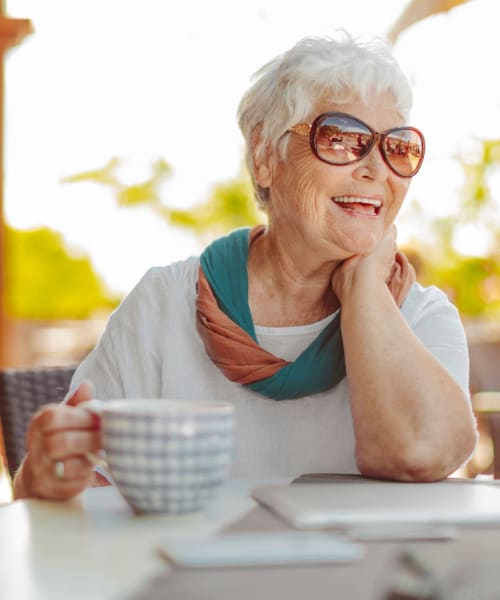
[102,406,234,514]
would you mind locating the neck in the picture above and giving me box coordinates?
[247,224,340,326]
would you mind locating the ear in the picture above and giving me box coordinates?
[251,124,273,188]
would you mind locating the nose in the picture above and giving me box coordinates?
[353,140,391,181]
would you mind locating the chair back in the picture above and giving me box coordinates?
[0,366,76,479]
[468,339,500,479]
[469,340,500,394]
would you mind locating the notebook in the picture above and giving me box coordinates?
[251,475,500,530]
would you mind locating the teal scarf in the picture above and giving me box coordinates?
[198,227,345,400]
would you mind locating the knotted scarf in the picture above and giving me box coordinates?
[196,225,415,400]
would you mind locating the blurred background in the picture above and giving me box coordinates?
[0,0,499,484]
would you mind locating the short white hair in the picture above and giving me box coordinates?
[237,31,413,207]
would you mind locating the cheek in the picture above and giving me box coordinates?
[288,146,317,188]
[387,180,409,219]
[274,149,321,203]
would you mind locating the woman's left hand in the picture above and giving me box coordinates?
[331,224,398,304]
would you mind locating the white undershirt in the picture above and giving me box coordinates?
[255,313,338,361]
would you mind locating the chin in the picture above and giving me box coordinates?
[338,232,381,256]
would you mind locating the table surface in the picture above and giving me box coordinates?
[2,477,500,600]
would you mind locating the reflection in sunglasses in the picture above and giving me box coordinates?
[289,112,425,178]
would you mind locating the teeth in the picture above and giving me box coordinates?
[333,196,382,207]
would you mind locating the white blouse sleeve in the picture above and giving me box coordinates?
[66,266,167,401]
[401,283,470,397]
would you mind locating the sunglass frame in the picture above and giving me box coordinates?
[299,112,425,178]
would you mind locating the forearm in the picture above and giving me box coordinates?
[341,281,477,481]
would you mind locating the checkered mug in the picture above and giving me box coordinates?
[80,398,235,514]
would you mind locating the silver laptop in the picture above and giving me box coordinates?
[251,475,500,530]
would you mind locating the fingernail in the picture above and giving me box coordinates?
[90,413,102,431]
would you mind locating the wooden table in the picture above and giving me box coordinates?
[2,479,500,600]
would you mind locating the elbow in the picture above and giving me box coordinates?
[356,449,447,482]
[356,427,478,483]
[356,448,450,482]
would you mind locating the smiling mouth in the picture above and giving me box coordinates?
[332,196,382,216]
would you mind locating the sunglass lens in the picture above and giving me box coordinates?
[314,115,372,164]
[383,129,424,177]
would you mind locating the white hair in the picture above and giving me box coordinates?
[237,31,413,207]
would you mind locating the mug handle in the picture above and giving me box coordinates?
[78,399,108,470]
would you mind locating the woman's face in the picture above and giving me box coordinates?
[260,92,412,260]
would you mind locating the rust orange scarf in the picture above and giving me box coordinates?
[196,226,415,400]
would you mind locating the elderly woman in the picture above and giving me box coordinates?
[14,32,477,501]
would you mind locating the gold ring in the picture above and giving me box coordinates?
[54,460,65,480]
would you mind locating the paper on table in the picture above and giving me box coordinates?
[158,531,363,569]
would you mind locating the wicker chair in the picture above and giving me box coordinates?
[468,340,500,479]
[0,366,76,479]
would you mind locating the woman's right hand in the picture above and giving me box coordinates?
[13,382,103,501]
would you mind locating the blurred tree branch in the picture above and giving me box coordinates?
[62,158,266,245]
[387,0,473,43]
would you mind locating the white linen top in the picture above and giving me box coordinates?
[69,256,470,478]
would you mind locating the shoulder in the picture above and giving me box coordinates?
[135,255,200,292]
[121,256,200,304]
[110,255,200,325]
[401,282,460,327]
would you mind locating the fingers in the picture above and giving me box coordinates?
[367,226,398,268]
[67,381,95,407]
[22,451,95,501]
[22,401,103,501]
[376,225,396,252]
[49,456,95,497]
[331,227,400,304]
[54,455,95,480]
[32,403,100,434]
[42,429,102,461]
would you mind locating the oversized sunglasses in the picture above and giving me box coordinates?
[288,112,425,178]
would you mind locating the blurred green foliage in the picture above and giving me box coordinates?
[63,144,500,319]
[403,139,500,319]
[4,157,265,321]
[61,157,266,240]
[9,133,500,321]
[4,225,119,319]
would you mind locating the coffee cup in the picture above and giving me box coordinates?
[80,398,235,515]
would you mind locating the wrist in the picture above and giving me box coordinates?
[338,271,387,304]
